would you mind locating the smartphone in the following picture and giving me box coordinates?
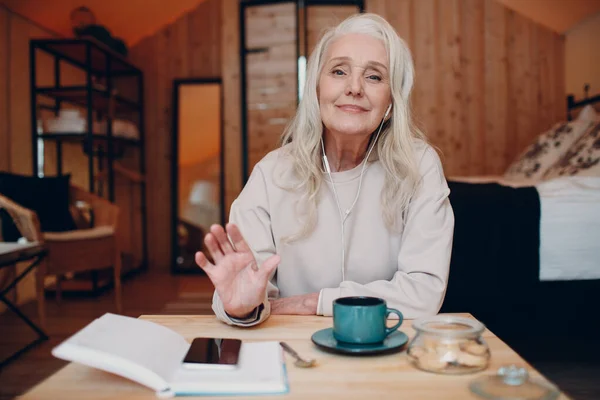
[182,338,242,370]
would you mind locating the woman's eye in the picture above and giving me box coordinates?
[332,69,345,76]
[367,75,382,81]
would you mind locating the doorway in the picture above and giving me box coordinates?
[171,78,224,274]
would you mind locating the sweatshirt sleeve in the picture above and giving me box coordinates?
[318,147,454,319]
[211,164,279,327]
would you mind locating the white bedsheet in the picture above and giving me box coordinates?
[537,176,600,281]
[449,175,600,281]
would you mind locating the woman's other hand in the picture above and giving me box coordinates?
[195,223,280,319]
[270,293,319,315]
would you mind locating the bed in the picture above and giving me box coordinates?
[439,93,600,357]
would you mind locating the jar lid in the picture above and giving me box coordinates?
[412,315,485,338]
[469,365,560,400]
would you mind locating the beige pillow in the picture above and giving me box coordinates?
[576,105,598,123]
[543,121,600,179]
[504,120,594,181]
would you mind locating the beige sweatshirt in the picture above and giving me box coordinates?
[211,140,454,326]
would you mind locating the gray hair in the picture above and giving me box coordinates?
[278,13,425,240]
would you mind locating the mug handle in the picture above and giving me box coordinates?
[384,308,404,337]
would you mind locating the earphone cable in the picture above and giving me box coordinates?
[322,114,387,282]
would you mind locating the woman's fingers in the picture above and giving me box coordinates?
[195,251,214,273]
[204,233,224,263]
[226,223,252,253]
[210,224,235,255]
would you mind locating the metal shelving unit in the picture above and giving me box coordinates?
[29,38,148,294]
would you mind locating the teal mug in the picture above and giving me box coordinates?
[333,296,403,345]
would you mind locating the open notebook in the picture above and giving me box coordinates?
[51,313,289,397]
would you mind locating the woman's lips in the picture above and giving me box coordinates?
[337,104,369,113]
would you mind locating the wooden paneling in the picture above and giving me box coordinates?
[411,0,438,155]
[306,5,358,53]
[0,7,8,172]
[129,0,221,271]
[221,0,242,220]
[9,15,43,175]
[461,0,485,174]
[438,0,463,173]
[367,0,565,175]
[245,2,297,173]
[508,10,538,160]
[484,0,509,174]
[386,0,413,51]
[244,3,359,174]
[125,0,565,270]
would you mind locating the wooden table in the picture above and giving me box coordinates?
[19,314,569,399]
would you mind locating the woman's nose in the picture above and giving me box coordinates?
[345,73,363,97]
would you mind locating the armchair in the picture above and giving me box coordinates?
[0,185,121,330]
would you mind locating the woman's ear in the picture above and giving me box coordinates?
[384,104,392,120]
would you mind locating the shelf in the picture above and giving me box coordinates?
[39,133,141,147]
[31,37,148,276]
[31,39,141,76]
[36,86,140,113]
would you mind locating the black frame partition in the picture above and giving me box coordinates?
[567,84,600,121]
[29,38,148,292]
[171,78,225,274]
[240,0,364,182]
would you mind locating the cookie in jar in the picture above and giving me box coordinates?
[407,316,490,374]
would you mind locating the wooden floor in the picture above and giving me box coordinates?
[0,270,214,400]
[1,270,599,400]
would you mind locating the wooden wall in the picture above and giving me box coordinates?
[0,7,8,172]
[233,0,565,180]
[129,0,565,271]
[128,0,222,271]
[244,2,297,171]
[368,0,565,175]
[244,3,360,174]
[221,0,242,223]
[1,6,51,175]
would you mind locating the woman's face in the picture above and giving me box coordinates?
[318,33,392,139]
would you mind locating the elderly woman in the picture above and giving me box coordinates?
[195,13,454,326]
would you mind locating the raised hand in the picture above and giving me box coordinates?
[195,223,280,319]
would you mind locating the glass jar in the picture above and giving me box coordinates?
[407,315,490,374]
[470,365,560,400]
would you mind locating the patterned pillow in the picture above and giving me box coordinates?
[543,121,600,179]
[504,120,594,181]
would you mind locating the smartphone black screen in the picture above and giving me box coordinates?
[182,338,242,368]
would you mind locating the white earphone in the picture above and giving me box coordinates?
[322,104,392,281]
